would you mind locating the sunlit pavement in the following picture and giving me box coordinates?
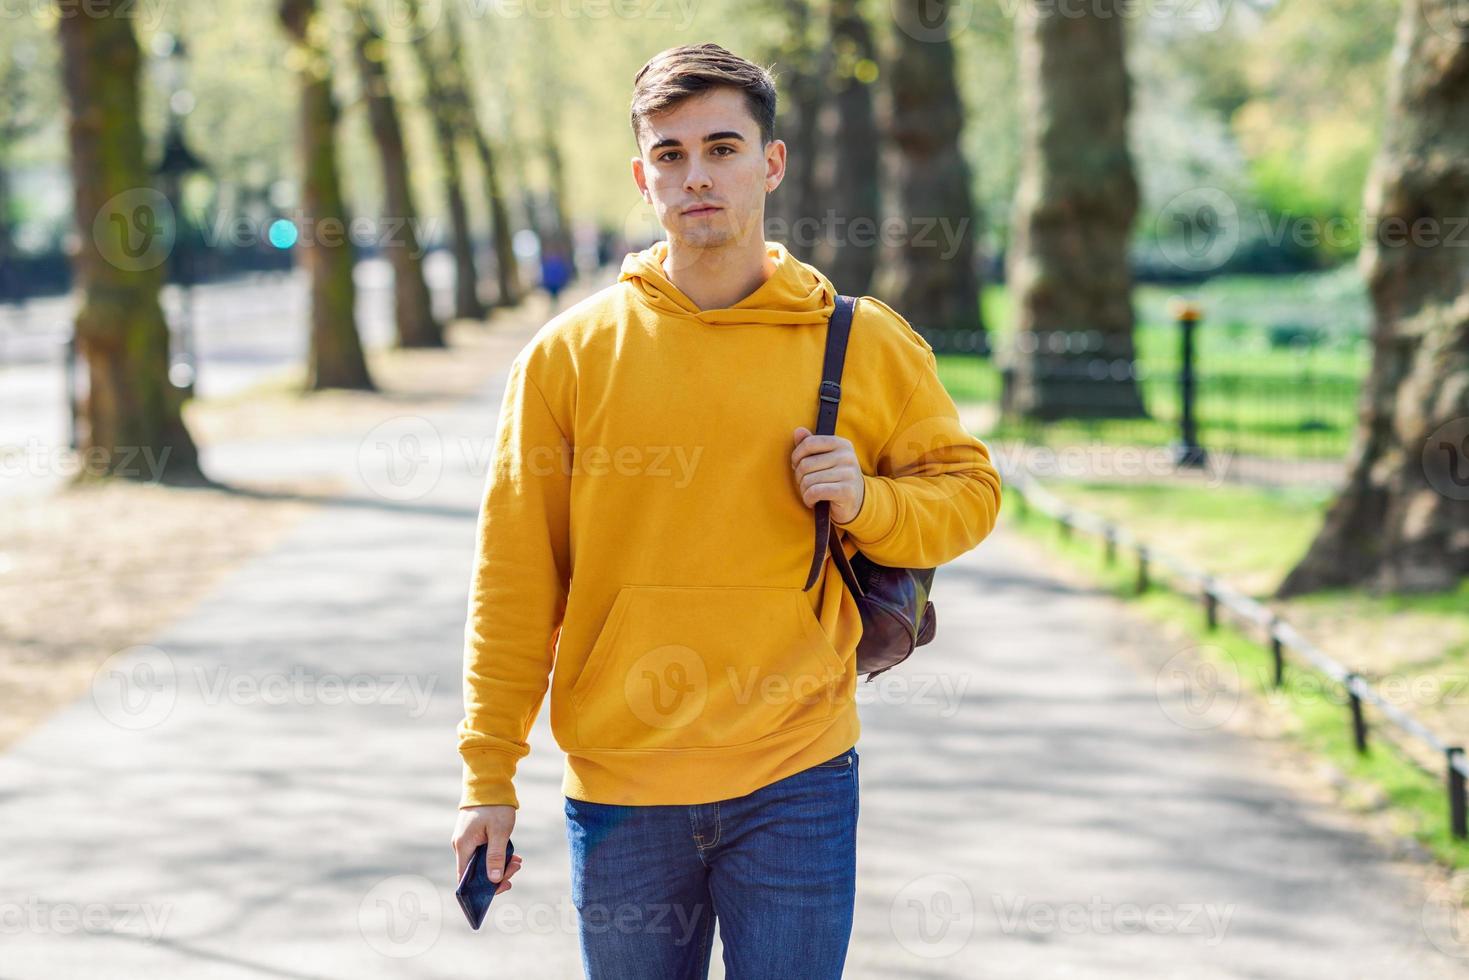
[1,287,1466,979]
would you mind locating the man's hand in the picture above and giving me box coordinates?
[452,805,523,893]
[791,426,865,525]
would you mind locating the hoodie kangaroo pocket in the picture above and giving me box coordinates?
[570,585,847,750]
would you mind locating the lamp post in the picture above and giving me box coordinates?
[152,31,206,398]
[1169,297,1208,469]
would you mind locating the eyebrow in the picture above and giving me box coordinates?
[649,131,746,152]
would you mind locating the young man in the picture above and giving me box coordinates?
[451,42,1001,978]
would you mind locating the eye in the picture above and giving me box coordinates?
[712,145,735,156]
[658,151,682,163]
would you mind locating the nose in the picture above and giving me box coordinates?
[683,158,713,195]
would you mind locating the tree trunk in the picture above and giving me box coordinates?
[760,0,823,263]
[440,9,521,308]
[1005,0,1145,419]
[506,135,542,247]
[540,107,572,258]
[812,0,880,295]
[409,3,486,322]
[0,156,16,299]
[878,0,985,352]
[280,0,374,391]
[55,1,202,483]
[473,128,521,307]
[1277,0,1469,597]
[353,19,442,349]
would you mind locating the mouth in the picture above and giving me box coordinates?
[682,204,722,217]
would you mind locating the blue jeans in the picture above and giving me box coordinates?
[564,747,859,979]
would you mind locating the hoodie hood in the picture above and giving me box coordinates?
[617,239,836,328]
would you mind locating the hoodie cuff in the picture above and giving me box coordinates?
[459,752,521,809]
[835,473,898,545]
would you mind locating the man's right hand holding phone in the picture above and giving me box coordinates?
[453,805,523,892]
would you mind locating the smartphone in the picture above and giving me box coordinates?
[455,838,514,930]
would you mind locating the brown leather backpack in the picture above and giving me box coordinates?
[802,294,937,683]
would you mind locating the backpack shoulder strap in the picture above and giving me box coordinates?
[803,295,864,596]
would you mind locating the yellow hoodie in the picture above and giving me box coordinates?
[458,239,1001,808]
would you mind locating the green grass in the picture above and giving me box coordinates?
[1005,485,1469,870]
[1041,481,1332,587]
[940,271,1370,460]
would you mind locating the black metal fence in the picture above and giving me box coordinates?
[1006,468,1469,840]
[929,312,1365,477]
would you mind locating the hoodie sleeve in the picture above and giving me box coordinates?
[458,354,572,809]
[834,344,1002,568]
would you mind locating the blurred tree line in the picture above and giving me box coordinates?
[14,0,1468,595]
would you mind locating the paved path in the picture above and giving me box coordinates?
[0,257,429,497]
[2,296,1466,978]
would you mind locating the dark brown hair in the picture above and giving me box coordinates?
[630,43,778,150]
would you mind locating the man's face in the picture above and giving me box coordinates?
[631,87,785,250]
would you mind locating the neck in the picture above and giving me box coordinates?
[662,232,774,311]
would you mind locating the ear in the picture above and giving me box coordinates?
[764,138,788,194]
[631,155,650,202]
